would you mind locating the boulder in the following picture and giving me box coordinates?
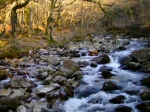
[46,90,59,101]
[9,88,25,98]
[62,59,81,72]
[90,62,98,68]
[16,105,27,112]
[98,65,113,72]
[52,100,65,112]
[78,61,89,67]
[36,84,60,96]
[71,71,83,80]
[64,86,74,97]
[140,91,150,100]
[142,62,150,73]
[109,95,125,104]
[1,98,20,110]
[0,105,7,111]
[131,48,150,62]
[10,76,34,88]
[141,77,150,87]
[36,72,48,80]
[52,76,68,85]
[59,67,73,78]
[87,97,102,104]
[136,101,150,112]
[47,56,61,66]
[115,105,132,112]
[102,81,119,91]
[91,54,110,64]
[101,70,115,78]
[0,70,8,81]
[59,88,68,100]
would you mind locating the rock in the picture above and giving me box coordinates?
[75,85,101,98]
[1,98,20,110]
[70,52,80,57]
[59,88,68,100]
[122,39,130,45]
[109,95,125,104]
[46,90,59,101]
[136,101,150,112]
[91,54,110,64]
[10,76,34,88]
[101,70,115,78]
[36,84,60,96]
[142,62,150,73]
[90,62,98,68]
[128,62,141,70]
[69,80,80,88]
[59,67,73,77]
[118,55,131,65]
[140,91,150,100]
[62,59,81,72]
[141,77,150,87]
[52,100,65,112]
[102,81,119,91]
[32,105,42,112]
[0,70,8,81]
[131,48,150,62]
[124,87,140,95]
[87,97,102,104]
[16,105,27,112]
[115,105,132,112]
[71,71,83,80]
[47,56,61,66]
[78,61,89,67]
[64,86,74,97]
[36,72,48,80]
[98,65,113,72]
[0,105,7,111]
[52,76,68,85]
[43,76,52,85]
[9,88,25,98]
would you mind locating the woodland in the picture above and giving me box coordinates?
[0,0,149,58]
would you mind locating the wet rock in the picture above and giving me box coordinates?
[78,104,90,111]
[98,65,113,72]
[36,84,60,97]
[136,101,150,112]
[59,67,73,78]
[52,100,65,112]
[0,105,7,111]
[101,70,115,78]
[78,61,89,67]
[109,95,125,104]
[128,62,141,70]
[9,88,25,98]
[90,62,98,68]
[124,87,140,95]
[70,52,80,57]
[1,98,20,110]
[32,105,42,112]
[64,86,74,97]
[10,76,35,88]
[75,85,101,98]
[131,48,150,62]
[69,80,80,88]
[87,97,102,104]
[47,56,61,66]
[46,90,59,101]
[102,81,119,91]
[91,54,110,64]
[0,70,8,81]
[62,59,81,72]
[0,89,11,97]
[36,72,48,80]
[16,105,27,112]
[141,77,150,87]
[52,76,68,85]
[142,62,150,73]
[115,105,132,112]
[71,71,83,80]
[118,55,131,65]
[43,76,52,85]
[59,88,68,100]
[122,39,130,45]
[140,91,150,100]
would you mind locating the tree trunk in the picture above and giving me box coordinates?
[11,0,30,37]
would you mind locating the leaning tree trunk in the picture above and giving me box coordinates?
[11,0,30,37]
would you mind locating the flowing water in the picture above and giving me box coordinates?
[63,39,150,112]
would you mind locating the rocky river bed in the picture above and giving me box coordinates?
[0,36,150,112]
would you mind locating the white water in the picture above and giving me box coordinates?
[63,39,148,112]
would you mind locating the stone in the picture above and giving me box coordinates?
[62,59,81,72]
[36,72,48,80]
[0,70,8,81]
[101,70,115,78]
[128,62,141,70]
[90,62,98,68]
[87,97,102,104]
[78,61,89,68]
[59,67,73,77]
[98,65,113,72]
[91,54,110,64]
[115,105,132,112]
[52,76,68,85]
[47,56,61,66]
[0,105,7,111]
[43,76,52,85]
[142,62,150,73]
[85,106,105,112]
[9,88,25,98]
[141,77,150,87]
[52,100,65,112]
[140,91,150,100]
[109,95,125,104]
[71,71,83,80]
[46,90,59,101]
[131,48,150,62]
[136,101,150,111]
[32,105,42,112]
[36,84,60,96]
[16,105,27,112]
[1,98,20,110]
[102,81,119,91]
[64,86,74,97]
[59,88,68,100]
[10,76,34,88]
